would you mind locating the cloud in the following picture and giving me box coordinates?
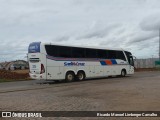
[126,13,160,45]
[76,23,121,40]
[1,0,160,61]
[54,36,70,42]
[140,13,160,31]
[128,31,158,44]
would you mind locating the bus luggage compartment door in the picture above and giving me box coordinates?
[47,67,60,80]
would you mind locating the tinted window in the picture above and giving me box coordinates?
[107,50,117,59]
[97,49,107,58]
[116,51,126,61]
[125,51,130,62]
[45,45,72,58]
[125,51,134,65]
[45,45,59,57]
[45,45,127,60]
[72,47,85,58]
[86,48,97,58]
[28,42,41,53]
[59,46,72,58]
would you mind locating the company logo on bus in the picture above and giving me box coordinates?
[64,62,85,66]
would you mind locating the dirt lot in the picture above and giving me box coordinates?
[0,69,29,81]
[0,71,160,120]
[12,69,29,74]
[0,68,158,82]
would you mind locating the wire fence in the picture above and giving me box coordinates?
[134,58,160,68]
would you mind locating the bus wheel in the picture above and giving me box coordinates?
[77,71,85,81]
[121,69,126,77]
[65,72,75,82]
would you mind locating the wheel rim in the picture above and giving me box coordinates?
[67,74,73,81]
[78,73,84,80]
[122,71,125,76]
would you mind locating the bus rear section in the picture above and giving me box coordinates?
[28,42,46,80]
[28,53,46,80]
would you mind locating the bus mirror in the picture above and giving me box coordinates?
[133,56,136,61]
[130,55,136,61]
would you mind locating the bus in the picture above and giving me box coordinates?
[28,42,134,82]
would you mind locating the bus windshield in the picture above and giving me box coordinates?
[28,42,41,53]
[125,51,134,66]
[129,56,134,66]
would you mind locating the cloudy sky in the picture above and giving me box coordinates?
[0,0,160,61]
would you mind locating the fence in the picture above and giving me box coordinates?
[134,58,159,68]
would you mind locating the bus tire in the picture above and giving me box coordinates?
[76,71,85,81]
[121,69,126,77]
[65,72,75,82]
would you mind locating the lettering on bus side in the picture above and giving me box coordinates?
[64,62,85,66]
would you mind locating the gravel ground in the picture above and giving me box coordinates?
[0,71,160,120]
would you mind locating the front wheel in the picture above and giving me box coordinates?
[121,70,126,77]
[65,72,75,82]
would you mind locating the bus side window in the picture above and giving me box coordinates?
[97,50,107,59]
[72,47,85,58]
[107,50,116,59]
[116,51,126,61]
[59,46,72,58]
[85,48,97,58]
[45,45,59,57]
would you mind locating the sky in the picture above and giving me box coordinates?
[0,0,160,61]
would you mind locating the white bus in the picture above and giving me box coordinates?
[28,42,134,82]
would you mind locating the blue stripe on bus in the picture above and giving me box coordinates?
[100,61,106,65]
[111,59,117,64]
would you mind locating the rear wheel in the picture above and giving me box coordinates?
[65,72,75,82]
[76,71,85,81]
[121,69,126,77]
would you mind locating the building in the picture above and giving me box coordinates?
[0,60,29,70]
